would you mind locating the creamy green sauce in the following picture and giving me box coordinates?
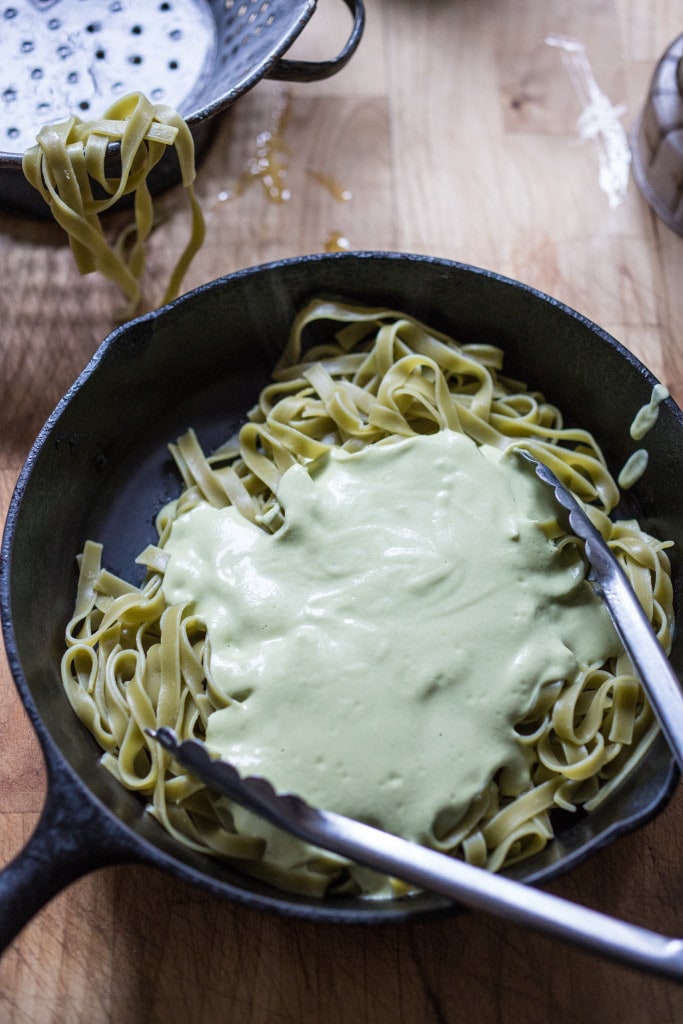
[629,383,669,440]
[617,384,668,490]
[162,431,619,876]
[618,448,649,490]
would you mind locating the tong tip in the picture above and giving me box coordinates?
[147,728,319,838]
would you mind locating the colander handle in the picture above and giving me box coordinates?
[268,0,365,83]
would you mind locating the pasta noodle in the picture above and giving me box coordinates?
[23,92,206,317]
[61,300,675,897]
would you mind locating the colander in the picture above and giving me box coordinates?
[0,0,364,215]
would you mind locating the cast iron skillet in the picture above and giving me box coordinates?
[1,252,681,952]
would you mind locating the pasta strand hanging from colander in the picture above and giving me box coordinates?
[22,92,206,317]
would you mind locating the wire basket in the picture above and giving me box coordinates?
[630,33,683,237]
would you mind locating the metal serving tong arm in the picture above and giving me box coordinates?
[517,450,683,774]
[151,728,683,983]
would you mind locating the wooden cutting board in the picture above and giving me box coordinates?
[1,1,683,1020]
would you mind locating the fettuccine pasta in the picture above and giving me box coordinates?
[23,92,205,317]
[61,300,675,897]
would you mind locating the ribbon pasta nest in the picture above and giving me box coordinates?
[23,92,206,317]
[61,300,674,897]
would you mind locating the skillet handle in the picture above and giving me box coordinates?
[0,755,138,954]
[268,0,365,83]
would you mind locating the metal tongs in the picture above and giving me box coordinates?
[150,453,683,982]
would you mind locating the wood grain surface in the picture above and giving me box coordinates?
[1,1,683,1021]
